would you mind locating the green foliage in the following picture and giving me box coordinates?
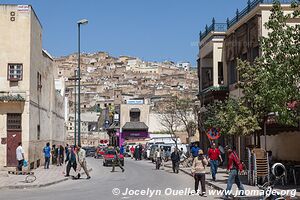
[203,98,260,136]
[237,1,300,126]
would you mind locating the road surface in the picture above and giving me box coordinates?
[0,158,222,200]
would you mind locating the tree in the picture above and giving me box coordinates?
[175,98,198,144]
[237,1,300,126]
[159,99,181,147]
[203,98,261,137]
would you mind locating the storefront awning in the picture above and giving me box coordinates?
[122,122,148,131]
[0,94,25,102]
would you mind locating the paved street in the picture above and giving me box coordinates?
[0,158,222,200]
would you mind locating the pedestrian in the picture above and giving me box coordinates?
[155,148,161,170]
[138,144,143,160]
[218,143,225,166]
[120,145,124,155]
[130,146,135,159]
[65,146,77,177]
[51,144,57,165]
[180,147,184,156]
[56,144,63,166]
[16,142,25,172]
[160,146,165,170]
[59,145,64,165]
[171,148,180,173]
[191,150,208,197]
[208,142,223,181]
[77,145,91,179]
[73,145,81,179]
[134,145,139,160]
[43,142,51,169]
[191,143,200,159]
[111,148,125,173]
[223,146,245,199]
[65,144,69,159]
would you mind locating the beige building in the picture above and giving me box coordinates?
[120,101,150,130]
[198,18,228,105]
[0,5,65,170]
[198,1,300,161]
[223,2,300,161]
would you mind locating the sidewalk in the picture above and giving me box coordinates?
[0,164,92,190]
[164,162,300,198]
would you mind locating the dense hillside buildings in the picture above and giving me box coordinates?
[55,52,198,142]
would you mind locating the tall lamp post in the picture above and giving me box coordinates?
[77,19,88,146]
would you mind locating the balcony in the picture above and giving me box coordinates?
[227,0,295,29]
[200,18,227,41]
[200,0,294,41]
[200,86,229,105]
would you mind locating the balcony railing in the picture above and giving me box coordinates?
[199,0,295,41]
[200,18,227,41]
[227,0,295,29]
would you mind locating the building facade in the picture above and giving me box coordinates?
[197,0,300,161]
[118,100,150,146]
[197,18,229,105]
[0,5,65,170]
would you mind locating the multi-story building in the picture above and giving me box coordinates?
[197,18,229,105]
[0,5,65,170]
[176,62,191,71]
[197,0,300,161]
[109,99,150,147]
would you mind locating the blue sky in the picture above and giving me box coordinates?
[1,0,247,65]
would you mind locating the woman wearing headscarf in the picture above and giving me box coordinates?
[191,149,208,197]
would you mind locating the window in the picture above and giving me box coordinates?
[7,113,22,131]
[37,72,42,92]
[229,60,237,84]
[130,111,140,122]
[7,64,23,81]
[37,125,40,140]
[218,62,224,85]
[201,67,213,90]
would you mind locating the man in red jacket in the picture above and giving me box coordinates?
[208,142,223,181]
[130,146,135,159]
[223,146,245,199]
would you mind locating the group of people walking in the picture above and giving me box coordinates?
[190,142,245,198]
[129,144,143,160]
[155,146,184,171]
[151,142,245,198]
[43,143,91,180]
[15,142,91,180]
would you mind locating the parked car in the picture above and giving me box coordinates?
[94,147,106,159]
[103,149,124,166]
[82,146,96,157]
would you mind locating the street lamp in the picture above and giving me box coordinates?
[77,19,88,146]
